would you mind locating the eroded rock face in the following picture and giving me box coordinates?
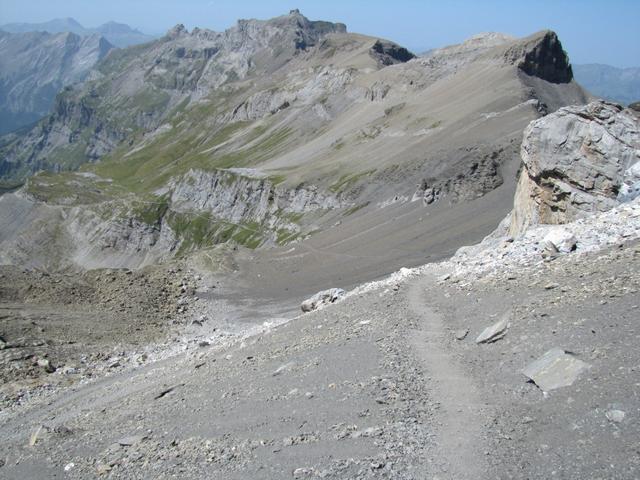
[510,101,640,236]
[502,30,572,84]
[171,169,343,227]
[369,40,415,67]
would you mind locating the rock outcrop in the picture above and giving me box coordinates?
[369,40,415,66]
[502,30,573,84]
[300,288,346,312]
[510,101,640,236]
[170,169,344,231]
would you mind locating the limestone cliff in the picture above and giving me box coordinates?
[510,101,640,237]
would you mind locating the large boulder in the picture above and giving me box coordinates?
[300,288,346,313]
[510,101,640,236]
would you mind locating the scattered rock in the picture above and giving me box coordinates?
[454,329,469,340]
[544,282,559,290]
[522,348,590,392]
[154,384,184,400]
[541,240,559,261]
[475,313,510,344]
[117,435,147,447]
[272,362,294,377]
[28,425,43,447]
[438,273,451,282]
[543,228,577,254]
[36,358,56,373]
[606,410,626,423]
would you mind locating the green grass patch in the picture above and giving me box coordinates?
[166,211,268,255]
[329,170,375,194]
[343,202,370,216]
[130,195,170,225]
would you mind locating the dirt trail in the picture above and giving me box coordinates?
[407,276,488,479]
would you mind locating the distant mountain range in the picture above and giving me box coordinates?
[0,17,155,48]
[0,31,114,135]
[573,64,640,105]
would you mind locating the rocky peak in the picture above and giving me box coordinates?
[228,11,346,52]
[509,100,640,236]
[166,24,188,39]
[370,40,416,66]
[502,30,573,83]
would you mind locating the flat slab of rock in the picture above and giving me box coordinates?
[475,313,509,344]
[522,348,590,392]
[117,435,147,447]
[301,288,346,312]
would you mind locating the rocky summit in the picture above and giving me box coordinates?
[0,9,639,480]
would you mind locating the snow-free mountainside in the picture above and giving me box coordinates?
[0,10,639,480]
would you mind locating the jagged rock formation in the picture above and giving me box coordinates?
[170,169,344,228]
[0,31,114,135]
[510,101,640,236]
[502,30,573,83]
[369,40,415,66]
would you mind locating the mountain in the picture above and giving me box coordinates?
[0,17,155,48]
[0,12,587,283]
[0,17,86,35]
[0,99,637,479]
[573,63,640,105]
[0,30,114,135]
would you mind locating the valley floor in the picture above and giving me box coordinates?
[0,240,638,479]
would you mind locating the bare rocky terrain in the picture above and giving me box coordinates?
[0,225,638,479]
[0,9,638,480]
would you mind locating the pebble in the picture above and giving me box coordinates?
[605,410,625,423]
[454,329,469,340]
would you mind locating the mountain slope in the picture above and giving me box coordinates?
[0,30,114,135]
[0,17,155,48]
[573,63,640,105]
[0,13,588,280]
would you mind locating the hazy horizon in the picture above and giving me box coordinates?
[1,0,638,68]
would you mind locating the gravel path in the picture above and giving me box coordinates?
[407,277,488,479]
[0,240,638,478]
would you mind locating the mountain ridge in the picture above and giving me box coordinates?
[0,17,155,48]
[0,12,587,279]
[573,63,640,105]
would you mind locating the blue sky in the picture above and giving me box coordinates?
[1,0,638,67]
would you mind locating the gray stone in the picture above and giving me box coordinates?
[510,101,640,236]
[543,229,576,254]
[117,435,146,447]
[301,288,346,312]
[454,329,469,340]
[605,409,625,423]
[36,358,56,373]
[522,348,590,392]
[475,313,510,344]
